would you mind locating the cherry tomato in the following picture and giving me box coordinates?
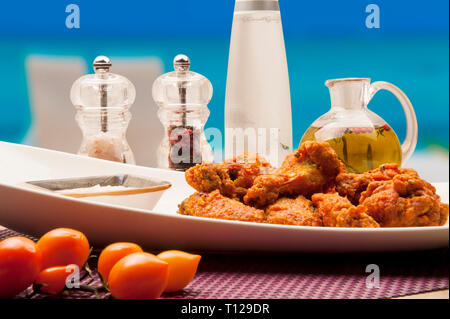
[98,242,143,282]
[0,237,42,298]
[35,265,78,295]
[157,250,201,292]
[36,228,90,270]
[108,252,168,299]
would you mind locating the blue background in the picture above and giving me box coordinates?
[0,0,448,150]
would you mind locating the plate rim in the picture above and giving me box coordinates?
[1,141,448,234]
[1,181,448,233]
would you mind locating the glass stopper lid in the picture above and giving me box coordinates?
[152,54,213,108]
[70,56,136,109]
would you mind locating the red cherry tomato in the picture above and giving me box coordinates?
[108,252,168,299]
[157,250,201,292]
[98,242,143,282]
[35,265,78,295]
[36,228,90,270]
[0,237,42,298]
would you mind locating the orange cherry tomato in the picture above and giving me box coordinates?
[108,252,168,299]
[98,242,143,282]
[36,228,90,270]
[157,250,201,293]
[0,237,42,298]
[35,265,78,295]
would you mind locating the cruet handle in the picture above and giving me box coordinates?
[369,81,418,163]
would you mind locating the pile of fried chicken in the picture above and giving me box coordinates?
[178,141,449,228]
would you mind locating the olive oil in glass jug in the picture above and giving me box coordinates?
[300,78,418,173]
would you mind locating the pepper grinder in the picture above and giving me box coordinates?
[152,54,214,170]
[70,56,136,164]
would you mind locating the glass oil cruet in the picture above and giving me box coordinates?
[152,54,214,171]
[301,78,418,173]
[70,56,136,164]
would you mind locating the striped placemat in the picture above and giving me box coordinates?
[1,228,448,299]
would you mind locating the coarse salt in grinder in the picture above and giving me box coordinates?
[70,56,136,164]
[152,54,214,171]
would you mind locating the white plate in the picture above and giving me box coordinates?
[0,141,448,253]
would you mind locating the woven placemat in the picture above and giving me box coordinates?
[1,228,448,299]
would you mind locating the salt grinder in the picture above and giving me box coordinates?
[152,54,214,170]
[70,56,136,164]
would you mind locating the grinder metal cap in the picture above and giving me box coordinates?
[152,54,212,108]
[93,55,112,73]
[70,55,136,109]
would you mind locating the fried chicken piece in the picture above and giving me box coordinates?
[336,163,419,205]
[224,152,273,188]
[312,193,379,228]
[359,174,449,227]
[185,153,272,201]
[178,190,265,223]
[440,204,450,226]
[265,195,323,226]
[244,141,345,207]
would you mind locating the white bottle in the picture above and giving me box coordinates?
[225,0,293,167]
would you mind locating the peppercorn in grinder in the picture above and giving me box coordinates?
[152,55,214,171]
